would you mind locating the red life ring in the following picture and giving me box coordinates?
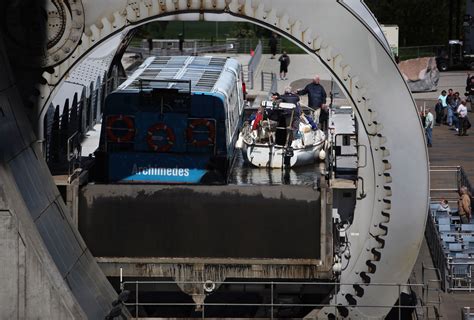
[147,123,175,152]
[106,115,135,143]
[186,119,216,147]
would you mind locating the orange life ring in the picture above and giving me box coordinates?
[147,123,175,152]
[106,115,135,143]
[186,119,216,147]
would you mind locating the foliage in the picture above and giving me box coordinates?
[364,0,465,46]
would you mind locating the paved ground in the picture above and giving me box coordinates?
[429,120,474,177]
[250,54,346,107]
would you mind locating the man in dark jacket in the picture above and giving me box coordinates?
[278,51,290,80]
[466,73,474,110]
[269,33,278,59]
[279,87,301,143]
[297,75,327,124]
[280,86,302,121]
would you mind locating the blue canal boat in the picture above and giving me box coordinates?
[95,56,246,184]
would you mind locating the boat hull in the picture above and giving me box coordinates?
[242,140,325,168]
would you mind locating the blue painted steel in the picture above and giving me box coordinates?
[99,56,244,184]
[108,153,208,183]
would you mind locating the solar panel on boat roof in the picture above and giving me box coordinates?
[195,70,220,89]
[126,56,229,91]
[210,57,226,66]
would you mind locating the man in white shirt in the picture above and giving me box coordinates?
[457,100,469,136]
[424,108,434,147]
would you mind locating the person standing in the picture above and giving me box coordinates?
[147,38,153,56]
[434,99,443,126]
[438,90,448,124]
[278,51,290,80]
[297,75,327,124]
[457,99,469,136]
[446,88,454,126]
[451,92,461,132]
[269,33,278,59]
[280,86,301,138]
[424,108,434,147]
[178,33,184,54]
[466,73,474,110]
[458,186,471,224]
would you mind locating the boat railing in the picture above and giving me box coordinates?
[462,306,474,320]
[137,78,192,94]
[116,279,440,319]
[327,132,358,181]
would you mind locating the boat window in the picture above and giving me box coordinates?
[139,88,191,113]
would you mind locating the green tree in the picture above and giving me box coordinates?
[365,0,463,46]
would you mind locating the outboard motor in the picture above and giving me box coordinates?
[284,146,294,167]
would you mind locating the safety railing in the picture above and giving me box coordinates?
[458,166,473,196]
[66,131,81,178]
[429,165,474,210]
[398,45,445,61]
[447,260,474,292]
[245,40,262,89]
[420,263,443,319]
[261,71,277,94]
[118,279,439,319]
[45,71,118,175]
[137,37,283,56]
[139,39,238,56]
[426,211,474,292]
[425,212,449,291]
[429,166,461,201]
[427,165,474,292]
[462,306,474,320]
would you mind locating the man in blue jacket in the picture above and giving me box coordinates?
[297,75,327,124]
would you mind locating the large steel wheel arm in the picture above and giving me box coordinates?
[31,0,428,318]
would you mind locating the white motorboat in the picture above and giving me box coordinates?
[237,101,327,168]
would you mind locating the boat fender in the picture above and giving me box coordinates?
[319,149,326,160]
[333,257,342,275]
[284,147,294,167]
[235,132,244,149]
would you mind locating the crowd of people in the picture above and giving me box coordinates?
[249,74,329,146]
[423,74,473,147]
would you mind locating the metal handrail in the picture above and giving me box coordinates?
[261,71,277,93]
[462,306,473,320]
[447,261,474,292]
[425,213,449,291]
[246,40,262,89]
[46,71,117,174]
[119,279,437,319]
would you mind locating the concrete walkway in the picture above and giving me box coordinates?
[249,53,344,107]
